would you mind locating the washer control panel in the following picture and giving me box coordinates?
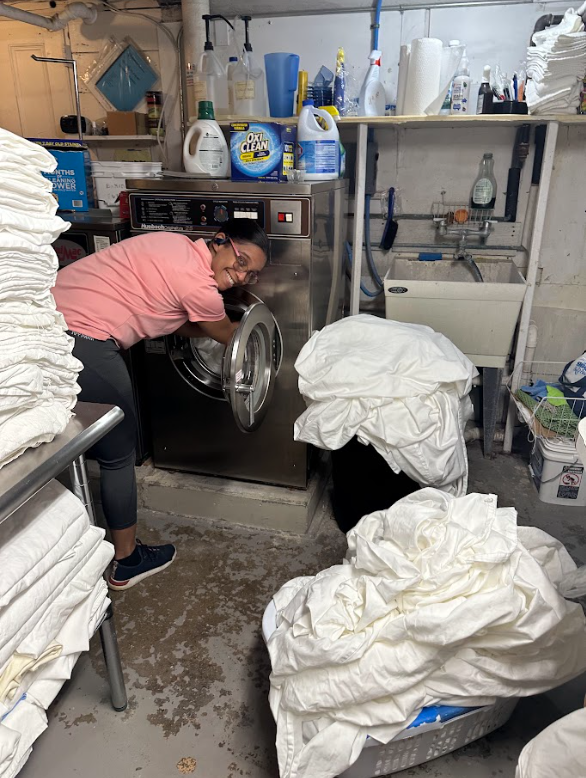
[129,193,310,237]
[129,194,265,233]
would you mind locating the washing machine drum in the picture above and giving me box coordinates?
[166,289,282,433]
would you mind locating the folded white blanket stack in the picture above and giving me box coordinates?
[268,489,586,778]
[0,128,82,470]
[294,315,477,495]
[526,10,586,114]
[0,480,114,778]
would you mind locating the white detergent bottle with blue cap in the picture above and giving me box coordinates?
[297,99,340,181]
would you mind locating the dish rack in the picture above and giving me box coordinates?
[340,698,518,778]
[508,361,585,442]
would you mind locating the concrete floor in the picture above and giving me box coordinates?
[19,441,586,778]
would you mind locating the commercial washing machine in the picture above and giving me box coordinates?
[126,178,347,489]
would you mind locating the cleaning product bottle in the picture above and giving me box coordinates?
[183,100,229,178]
[359,50,385,116]
[476,65,493,115]
[451,52,471,115]
[227,56,238,114]
[231,15,268,117]
[193,15,229,119]
[334,47,346,116]
[297,99,340,180]
[470,152,497,210]
[440,40,461,115]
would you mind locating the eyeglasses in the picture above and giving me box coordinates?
[228,237,260,285]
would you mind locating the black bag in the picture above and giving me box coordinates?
[330,437,419,533]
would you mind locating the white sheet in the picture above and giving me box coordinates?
[0,129,57,173]
[515,707,586,777]
[0,579,110,713]
[268,489,586,778]
[0,698,47,778]
[0,402,75,470]
[294,316,477,495]
[0,528,111,672]
[0,480,89,608]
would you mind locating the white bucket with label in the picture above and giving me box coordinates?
[530,436,586,506]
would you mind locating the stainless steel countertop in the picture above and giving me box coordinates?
[125,178,348,196]
[0,402,123,526]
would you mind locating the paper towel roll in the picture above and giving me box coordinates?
[396,44,411,116]
[403,38,443,116]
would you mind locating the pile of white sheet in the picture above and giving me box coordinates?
[267,489,586,778]
[0,480,113,778]
[526,10,586,114]
[294,315,477,495]
[0,128,82,470]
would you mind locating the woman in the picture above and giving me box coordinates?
[52,220,269,590]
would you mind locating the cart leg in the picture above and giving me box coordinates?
[69,455,128,712]
[483,368,503,459]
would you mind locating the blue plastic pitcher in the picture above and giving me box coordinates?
[264,53,300,118]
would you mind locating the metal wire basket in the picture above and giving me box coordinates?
[431,202,494,228]
[508,361,585,442]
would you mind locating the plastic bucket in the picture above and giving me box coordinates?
[530,436,586,506]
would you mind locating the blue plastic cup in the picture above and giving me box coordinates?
[264,53,300,118]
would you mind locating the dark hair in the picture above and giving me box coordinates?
[219,219,270,260]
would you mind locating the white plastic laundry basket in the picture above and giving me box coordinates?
[91,161,162,207]
[262,601,517,778]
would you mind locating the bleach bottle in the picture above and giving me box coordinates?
[297,99,340,181]
[183,101,229,178]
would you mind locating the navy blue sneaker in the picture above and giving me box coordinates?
[108,540,176,590]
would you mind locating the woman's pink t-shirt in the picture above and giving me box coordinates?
[52,233,225,349]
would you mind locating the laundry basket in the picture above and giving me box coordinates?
[262,601,518,778]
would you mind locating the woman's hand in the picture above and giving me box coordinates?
[175,317,238,346]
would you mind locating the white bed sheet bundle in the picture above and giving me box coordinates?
[267,489,586,778]
[0,128,82,471]
[0,481,113,777]
[294,315,477,495]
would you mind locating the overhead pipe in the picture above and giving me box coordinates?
[0,1,98,30]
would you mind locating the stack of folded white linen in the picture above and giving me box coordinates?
[0,480,113,778]
[267,489,586,778]
[0,128,82,470]
[526,9,586,114]
[294,315,477,495]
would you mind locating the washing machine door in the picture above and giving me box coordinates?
[222,302,276,433]
[166,289,280,433]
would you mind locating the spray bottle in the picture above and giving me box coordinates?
[451,51,471,115]
[440,40,461,115]
[359,49,386,116]
[476,65,493,115]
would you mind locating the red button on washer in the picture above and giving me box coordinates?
[278,213,285,222]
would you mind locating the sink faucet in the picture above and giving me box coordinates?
[454,234,484,283]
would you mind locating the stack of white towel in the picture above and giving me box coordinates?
[0,480,114,778]
[526,9,586,114]
[0,128,82,471]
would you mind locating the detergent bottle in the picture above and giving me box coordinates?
[359,49,386,116]
[183,100,229,178]
[297,99,340,181]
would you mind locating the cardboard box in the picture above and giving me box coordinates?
[28,138,95,212]
[230,122,296,183]
[107,111,148,136]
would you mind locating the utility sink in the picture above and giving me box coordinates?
[384,257,526,368]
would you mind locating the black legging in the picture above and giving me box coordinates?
[71,334,137,531]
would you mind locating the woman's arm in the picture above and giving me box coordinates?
[175,316,239,346]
